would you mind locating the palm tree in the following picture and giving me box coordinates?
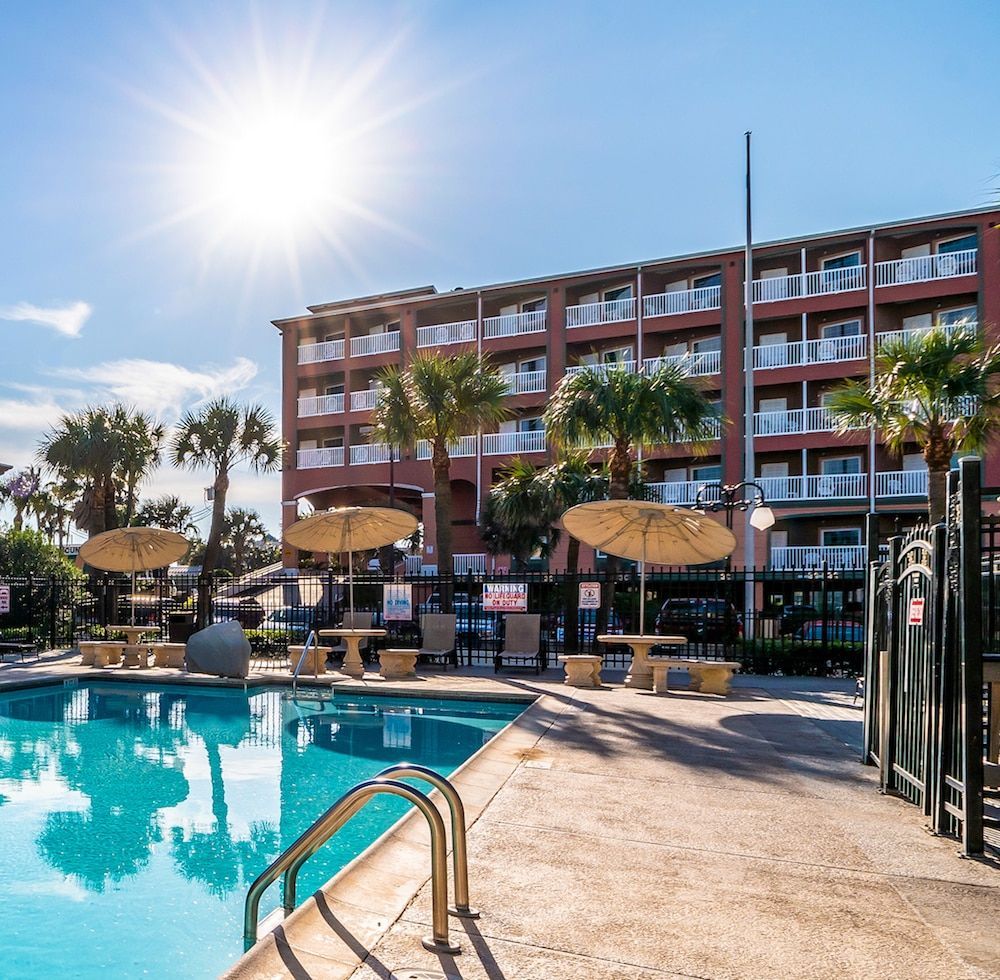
[39,409,118,536]
[827,326,1000,524]
[371,352,509,580]
[171,399,281,590]
[543,363,720,500]
[133,495,199,536]
[113,407,165,525]
[482,458,560,570]
[223,508,267,576]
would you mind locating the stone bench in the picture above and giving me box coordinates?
[648,658,741,696]
[122,644,152,669]
[559,655,602,688]
[92,642,125,668]
[288,644,333,676]
[78,641,102,666]
[379,649,419,680]
[151,642,187,668]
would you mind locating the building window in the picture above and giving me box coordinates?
[518,417,544,432]
[521,296,547,313]
[691,271,721,290]
[935,306,977,326]
[519,356,546,373]
[602,346,633,364]
[820,456,862,475]
[603,284,633,302]
[821,528,861,547]
[322,437,344,449]
[936,233,976,254]
[821,251,862,270]
[820,319,862,338]
[692,464,721,482]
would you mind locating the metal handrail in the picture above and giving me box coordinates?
[368,764,478,918]
[243,778,461,955]
[291,629,318,696]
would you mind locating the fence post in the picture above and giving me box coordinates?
[958,456,984,854]
[26,571,34,644]
[925,523,947,819]
[48,574,58,649]
[197,574,212,631]
[466,568,475,667]
[880,536,902,794]
[862,512,880,763]
[820,562,829,656]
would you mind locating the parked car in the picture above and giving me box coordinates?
[416,591,473,615]
[654,598,742,642]
[554,609,623,644]
[261,606,315,637]
[796,620,864,643]
[779,604,819,635]
[211,598,266,628]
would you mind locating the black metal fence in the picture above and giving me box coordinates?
[1,563,866,675]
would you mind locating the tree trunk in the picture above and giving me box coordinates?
[604,443,631,632]
[564,535,581,653]
[431,443,454,607]
[927,468,949,526]
[198,471,229,627]
[104,473,118,531]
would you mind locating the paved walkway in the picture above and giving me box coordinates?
[345,676,999,980]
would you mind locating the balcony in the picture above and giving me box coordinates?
[415,435,477,460]
[752,266,866,303]
[645,481,719,506]
[753,407,850,436]
[755,473,868,502]
[770,545,867,571]
[350,331,400,358]
[350,389,380,412]
[454,553,488,575]
[416,319,477,348]
[875,248,977,287]
[349,443,399,466]
[875,469,928,497]
[876,321,976,349]
[297,394,345,418]
[643,285,722,317]
[298,339,345,364]
[504,370,547,395]
[566,297,636,328]
[482,430,547,455]
[753,334,867,370]
[483,310,547,338]
[297,447,344,468]
[565,360,637,379]
[642,350,720,377]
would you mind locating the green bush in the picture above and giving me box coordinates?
[737,638,863,677]
[0,529,82,579]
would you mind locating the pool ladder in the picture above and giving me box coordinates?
[290,629,318,696]
[243,764,477,954]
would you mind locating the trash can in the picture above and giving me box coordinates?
[168,611,197,643]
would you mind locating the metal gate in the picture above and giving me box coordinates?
[863,456,985,854]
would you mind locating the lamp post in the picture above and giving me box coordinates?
[694,481,775,567]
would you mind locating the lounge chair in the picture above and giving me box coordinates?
[418,613,458,669]
[327,611,373,662]
[494,613,544,674]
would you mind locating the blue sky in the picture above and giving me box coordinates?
[1,0,998,535]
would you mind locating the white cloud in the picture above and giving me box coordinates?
[0,301,92,337]
[54,356,259,417]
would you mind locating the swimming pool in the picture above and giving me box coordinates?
[0,680,525,978]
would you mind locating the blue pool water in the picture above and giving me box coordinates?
[0,681,524,978]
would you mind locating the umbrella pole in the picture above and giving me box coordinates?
[348,547,355,617]
[131,570,136,626]
[639,537,647,635]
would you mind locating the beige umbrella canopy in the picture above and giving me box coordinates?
[562,501,736,633]
[80,527,190,625]
[283,506,419,614]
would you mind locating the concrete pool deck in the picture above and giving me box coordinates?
[3,655,999,978]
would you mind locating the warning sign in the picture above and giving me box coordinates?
[0,586,8,615]
[482,582,528,612]
[908,597,925,626]
[578,582,601,610]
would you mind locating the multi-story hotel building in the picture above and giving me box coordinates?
[274,206,999,572]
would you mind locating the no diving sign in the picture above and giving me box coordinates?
[579,582,601,609]
[908,597,925,626]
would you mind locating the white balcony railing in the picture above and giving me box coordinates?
[770,545,868,571]
[349,443,399,466]
[755,474,868,502]
[875,470,928,497]
[482,430,547,455]
[753,334,868,370]
[482,309,547,338]
[504,370,547,395]
[643,350,721,377]
[403,554,423,575]
[416,319,477,348]
[565,360,637,379]
[297,447,344,468]
[298,339,345,364]
[565,297,636,328]
[297,393,345,417]
[876,321,976,349]
[350,331,401,358]
[643,285,722,317]
[350,388,380,412]
[454,553,487,575]
[875,248,977,287]
[753,407,845,436]
[645,480,703,505]
[415,435,477,460]
[752,266,866,303]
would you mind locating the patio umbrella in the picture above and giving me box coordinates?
[80,526,189,625]
[562,500,736,633]
[282,506,418,615]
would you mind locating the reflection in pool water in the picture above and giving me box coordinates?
[0,682,523,978]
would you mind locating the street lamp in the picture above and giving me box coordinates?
[695,481,775,532]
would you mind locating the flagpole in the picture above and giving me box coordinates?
[743,131,756,632]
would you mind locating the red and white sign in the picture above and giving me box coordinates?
[483,582,528,612]
[908,597,925,626]
[578,582,601,610]
[0,586,9,615]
